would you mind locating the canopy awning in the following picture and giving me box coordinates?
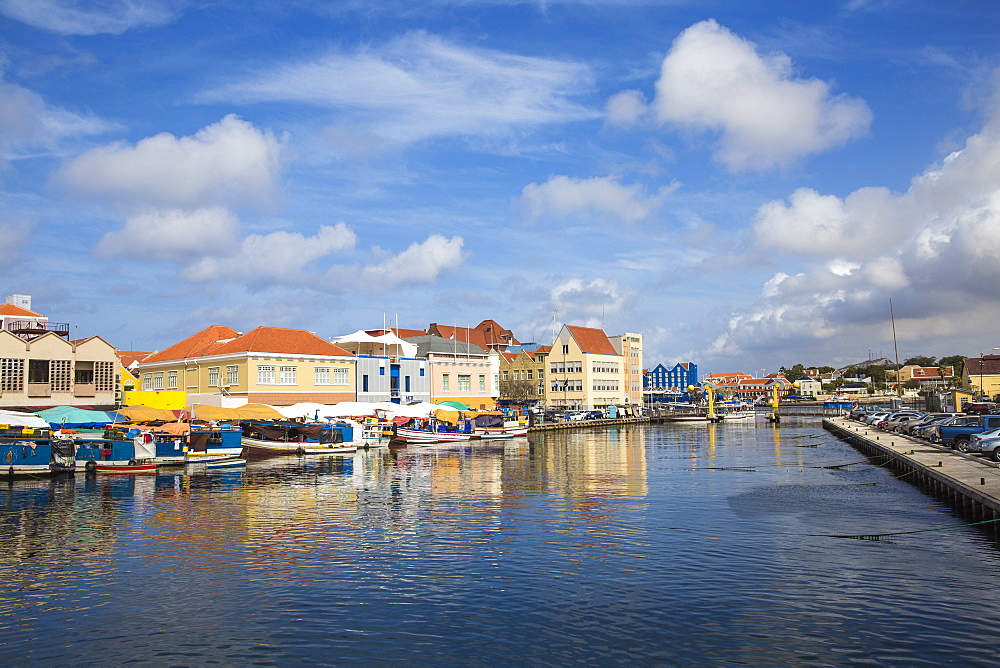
[117,406,179,422]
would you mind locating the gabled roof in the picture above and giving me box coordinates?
[565,325,619,356]
[0,303,43,317]
[117,351,153,367]
[965,355,1000,376]
[526,345,551,360]
[428,320,521,350]
[142,325,352,363]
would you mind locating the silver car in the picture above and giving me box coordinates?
[966,427,1000,461]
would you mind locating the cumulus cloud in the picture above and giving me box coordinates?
[345,234,466,292]
[202,32,597,149]
[605,89,648,128]
[54,114,285,209]
[711,91,1000,361]
[550,277,630,326]
[0,74,114,159]
[0,0,178,35]
[185,223,358,285]
[95,207,240,260]
[650,19,872,171]
[520,175,676,223]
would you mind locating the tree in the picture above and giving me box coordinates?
[938,354,966,371]
[903,355,937,366]
[499,378,538,405]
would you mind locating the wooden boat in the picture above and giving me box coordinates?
[479,433,517,440]
[393,427,474,444]
[181,424,243,464]
[0,411,77,476]
[358,420,395,448]
[240,420,357,459]
[76,427,157,473]
[473,414,528,437]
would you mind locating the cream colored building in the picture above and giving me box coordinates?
[138,325,357,408]
[0,330,119,408]
[546,325,631,410]
[609,332,643,406]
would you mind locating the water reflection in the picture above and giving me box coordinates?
[1,424,1000,665]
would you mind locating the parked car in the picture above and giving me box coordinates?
[965,427,1000,460]
[583,410,604,420]
[964,402,998,415]
[904,414,956,437]
[937,415,1000,448]
[881,412,925,431]
[564,411,587,421]
[863,411,892,425]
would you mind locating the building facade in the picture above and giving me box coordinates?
[498,349,546,406]
[333,330,429,404]
[0,330,119,409]
[609,332,643,406]
[405,335,499,409]
[138,325,357,407]
[545,325,630,410]
[644,361,698,402]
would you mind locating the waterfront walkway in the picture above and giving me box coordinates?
[824,416,1000,522]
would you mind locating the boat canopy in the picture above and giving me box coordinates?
[193,404,285,420]
[38,406,122,429]
[0,409,50,429]
[118,406,179,422]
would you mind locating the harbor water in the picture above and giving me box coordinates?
[3,420,1000,664]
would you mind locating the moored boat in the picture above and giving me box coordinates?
[0,411,75,477]
[206,457,246,469]
[240,420,357,459]
[75,426,157,473]
[181,424,244,464]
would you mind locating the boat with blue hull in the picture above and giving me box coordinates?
[75,427,157,473]
[0,410,76,477]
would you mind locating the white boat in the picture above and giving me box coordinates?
[393,427,475,444]
[206,457,246,469]
[240,420,358,459]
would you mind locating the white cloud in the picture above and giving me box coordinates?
[520,175,676,223]
[55,115,285,210]
[0,75,114,159]
[0,220,30,264]
[203,32,598,148]
[185,223,358,284]
[605,89,648,128]
[550,277,630,326]
[346,234,466,292]
[752,185,905,259]
[711,91,1000,361]
[651,19,872,171]
[0,0,178,35]
[95,207,240,259]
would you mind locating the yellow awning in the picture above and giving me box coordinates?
[117,405,178,422]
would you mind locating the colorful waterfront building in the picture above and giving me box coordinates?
[137,325,357,408]
[643,362,698,402]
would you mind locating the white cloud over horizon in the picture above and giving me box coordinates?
[709,91,1000,362]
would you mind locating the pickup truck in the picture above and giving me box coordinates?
[934,415,1000,449]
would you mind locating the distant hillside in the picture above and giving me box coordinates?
[837,357,895,373]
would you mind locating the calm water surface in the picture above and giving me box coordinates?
[3,420,1000,665]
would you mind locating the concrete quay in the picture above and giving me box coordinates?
[528,417,649,432]
[823,416,1000,530]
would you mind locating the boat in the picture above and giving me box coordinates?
[0,410,78,477]
[392,417,477,444]
[206,457,246,469]
[240,420,357,459]
[181,424,244,464]
[713,402,757,421]
[75,426,158,474]
[357,419,396,448]
[473,413,528,437]
[479,433,516,440]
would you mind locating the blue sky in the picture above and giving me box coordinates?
[2,0,999,375]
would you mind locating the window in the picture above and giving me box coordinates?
[227,365,239,386]
[362,375,369,392]
[258,365,276,384]
[513,370,520,381]
[333,367,349,385]
[167,370,178,389]
[51,360,71,392]
[28,359,49,384]
[279,366,296,384]
[442,374,450,392]
[0,358,24,392]
[527,370,533,380]
[458,374,471,392]
[315,367,331,385]
[379,367,385,375]
[502,371,508,381]
[153,372,164,390]
[562,345,569,354]
[419,368,425,377]
[405,376,411,392]
[208,366,220,386]
[479,375,486,392]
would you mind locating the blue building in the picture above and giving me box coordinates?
[644,362,698,403]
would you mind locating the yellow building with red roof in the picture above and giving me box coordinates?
[137,325,357,408]
[546,325,639,410]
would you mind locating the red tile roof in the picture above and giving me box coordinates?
[117,351,153,366]
[565,325,618,355]
[428,320,520,349]
[143,325,353,363]
[0,303,43,317]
